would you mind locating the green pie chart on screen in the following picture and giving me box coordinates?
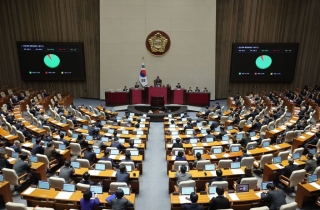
[255,55,272,69]
[44,54,60,68]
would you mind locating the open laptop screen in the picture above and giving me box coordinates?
[205,164,216,171]
[90,185,103,194]
[208,186,217,194]
[231,162,241,169]
[308,174,318,183]
[273,157,282,164]
[38,180,50,190]
[181,187,194,195]
[236,184,249,192]
[63,183,76,192]
[261,181,273,190]
[118,187,130,195]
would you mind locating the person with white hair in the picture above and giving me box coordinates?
[10,140,21,153]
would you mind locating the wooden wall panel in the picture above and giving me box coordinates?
[0,0,100,98]
[216,0,320,98]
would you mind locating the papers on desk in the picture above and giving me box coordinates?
[23,187,36,195]
[59,150,65,154]
[293,161,299,165]
[247,151,252,155]
[186,135,191,138]
[228,193,239,201]
[179,196,191,204]
[55,191,73,200]
[23,143,32,147]
[136,135,141,138]
[306,132,314,136]
[112,171,117,177]
[280,125,286,129]
[7,158,15,162]
[119,156,125,160]
[191,144,197,147]
[251,137,259,141]
[255,192,262,198]
[231,169,244,175]
[32,128,37,131]
[299,136,306,139]
[210,171,217,176]
[265,147,272,151]
[290,120,296,123]
[210,155,217,159]
[167,144,173,148]
[88,170,100,176]
[171,156,177,160]
[310,182,320,189]
[208,194,218,200]
[223,154,230,158]
[274,145,281,149]
[105,133,112,136]
[169,128,176,131]
[57,123,63,126]
[26,125,32,128]
[109,155,116,159]
[202,143,208,146]
[5,134,13,138]
[274,164,284,169]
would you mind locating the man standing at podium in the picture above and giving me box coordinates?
[155,76,162,87]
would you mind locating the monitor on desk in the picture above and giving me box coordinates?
[186,130,193,135]
[262,141,270,147]
[93,148,101,154]
[249,132,255,137]
[261,181,273,190]
[110,150,119,155]
[208,186,217,194]
[71,161,80,169]
[236,134,243,139]
[205,164,216,171]
[119,138,125,144]
[60,131,66,136]
[0,174,4,182]
[134,139,142,144]
[214,127,220,132]
[116,116,121,120]
[208,121,213,125]
[95,163,106,171]
[201,129,207,134]
[82,116,86,120]
[247,144,256,150]
[125,165,132,172]
[213,148,222,154]
[90,185,103,194]
[32,137,37,144]
[130,150,139,156]
[181,118,187,122]
[30,156,38,163]
[197,122,202,127]
[206,137,214,143]
[293,153,300,160]
[228,116,233,120]
[269,125,275,130]
[12,152,19,159]
[181,187,194,195]
[247,120,251,125]
[231,146,240,152]
[86,135,93,141]
[55,116,60,121]
[130,113,134,116]
[101,137,109,142]
[72,133,78,139]
[43,141,49,147]
[136,130,143,135]
[171,131,178,136]
[307,174,318,183]
[168,114,172,118]
[309,148,316,155]
[222,136,229,141]
[63,183,76,192]
[11,129,16,135]
[122,130,129,135]
[118,187,130,195]
[174,150,183,156]
[39,124,43,129]
[83,125,88,130]
[62,120,67,124]
[169,124,175,128]
[108,129,114,134]
[59,144,66,150]
[194,149,203,155]
[273,156,282,164]
[189,138,198,144]
[178,165,189,172]
[227,126,233,130]
[101,121,106,125]
[38,180,50,190]
[231,162,241,169]
[236,184,249,193]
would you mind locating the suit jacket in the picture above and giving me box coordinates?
[172,143,183,148]
[10,145,21,153]
[100,156,117,167]
[251,122,262,131]
[32,144,44,156]
[181,203,204,210]
[208,195,231,210]
[116,171,129,183]
[283,164,298,178]
[84,150,96,165]
[204,134,216,142]
[210,121,219,130]
[109,197,133,210]
[304,159,317,174]
[217,131,227,140]
[13,159,31,176]
[261,189,286,210]
[239,137,251,148]
[59,166,75,183]
[175,172,192,185]
[44,147,59,161]
[175,156,187,161]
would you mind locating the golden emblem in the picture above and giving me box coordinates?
[148,32,168,53]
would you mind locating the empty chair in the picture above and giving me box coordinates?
[210,181,228,191]
[97,160,113,170]
[173,161,188,170]
[109,182,127,192]
[76,159,91,169]
[254,154,273,170]
[314,166,320,177]
[241,157,255,169]
[177,180,196,193]
[49,177,65,189]
[278,151,290,161]
[284,131,295,143]
[2,168,29,195]
[218,159,233,168]
[195,160,211,170]
[239,177,258,189]
[279,202,297,210]
[37,154,58,171]
[76,183,90,191]
[279,169,306,196]
[70,143,82,157]
[5,202,35,210]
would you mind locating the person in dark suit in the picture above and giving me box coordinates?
[109,189,133,209]
[214,102,221,111]
[239,132,251,148]
[19,124,32,140]
[233,114,240,126]
[302,153,317,174]
[181,192,204,210]
[283,159,298,178]
[31,138,44,156]
[121,150,134,163]
[84,146,96,166]
[175,150,186,161]
[155,76,162,87]
[210,121,219,130]
[134,82,139,88]
[128,139,137,149]
[176,83,181,89]
[261,183,287,210]
[194,87,201,92]
[80,190,100,210]
[43,90,50,97]
[208,186,230,210]
[203,87,209,92]
[94,119,103,129]
[76,134,88,149]
[0,107,8,117]
[57,133,70,146]
[172,138,183,149]
[80,171,95,185]
[13,153,32,186]
[182,112,189,118]
[235,149,250,162]
[175,165,192,185]
[44,141,60,161]
[187,87,193,92]
[123,86,129,92]
[192,152,205,169]
[0,151,10,171]
[261,115,270,126]
[11,95,19,106]
[116,165,130,184]
[100,150,118,168]
[209,169,226,185]
[203,129,216,142]
[10,140,22,153]
[184,121,193,131]
[217,127,227,140]
[17,92,25,101]
[110,138,125,150]
[251,119,262,131]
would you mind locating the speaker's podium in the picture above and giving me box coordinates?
[150,96,164,107]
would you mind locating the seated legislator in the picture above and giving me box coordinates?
[176,83,182,89]
[80,190,100,210]
[13,153,31,177]
[238,132,251,148]
[172,138,183,149]
[302,153,317,174]
[235,149,250,162]
[57,133,70,146]
[154,76,162,87]
[261,183,287,210]
[193,152,205,169]
[128,139,137,149]
[184,121,193,131]
[116,165,129,184]
[251,119,262,131]
[203,129,216,142]
[182,192,204,210]
[44,141,60,161]
[84,146,96,166]
[80,171,95,185]
[209,169,226,185]
[0,151,10,170]
[122,150,134,163]
[19,124,32,140]
[175,165,192,185]
[77,134,88,149]
[134,82,140,88]
[203,87,209,92]
[100,150,118,168]
[32,138,44,156]
[123,86,129,92]
[210,121,219,130]
[187,87,193,93]
[110,138,125,150]
[10,140,22,153]
[208,186,230,210]
[109,189,133,209]
[217,127,227,140]
[175,150,186,161]
[194,87,201,92]
[233,114,240,126]
[59,160,75,183]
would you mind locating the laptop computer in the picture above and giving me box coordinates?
[236,134,243,139]
[214,127,220,132]
[171,131,178,136]
[201,129,207,134]
[222,136,229,141]
[62,183,76,192]
[0,174,4,182]
[186,130,193,135]
[273,156,282,164]
[261,181,273,190]
[197,123,202,127]
[213,148,222,154]
[206,137,214,143]
[227,126,233,130]
[72,133,79,139]
[178,165,189,172]
[247,144,256,150]
[32,137,37,144]
[269,125,275,130]
[309,148,316,155]
[110,150,119,155]
[130,150,139,156]
[205,164,216,171]
[194,149,204,155]
[208,186,217,194]
[82,116,86,120]
[231,162,241,169]
[118,187,130,195]
[208,121,213,125]
[136,131,143,135]
[125,165,132,172]
[108,129,114,134]
[181,187,194,195]
[189,138,198,144]
[86,135,93,141]
[12,152,19,159]
[90,185,103,194]
[62,120,67,124]
[262,141,270,147]
[236,184,249,193]
[59,144,66,150]
[71,161,80,169]
[174,150,183,156]
[93,148,101,154]
[119,138,125,144]
[307,174,318,183]
[95,163,106,171]
[122,130,129,135]
[30,156,38,163]
[101,121,106,125]
[101,137,109,142]
[247,120,251,125]
[38,180,50,190]
[228,116,233,120]
[82,125,88,130]
[249,132,255,137]
[231,146,240,152]
[293,153,300,160]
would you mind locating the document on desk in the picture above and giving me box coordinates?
[210,155,217,159]
[171,156,176,160]
[112,171,117,177]
[186,135,191,138]
[299,136,306,139]
[136,135,141,138]
[231,169,244,175]
[306,132,314,136]
[255,192,262,197]
[119,156,125,160]
[228,193,239,201]
[310,182,320,189]
[293,161,299,165]
[55,191,73,200]
[23,187,36,195]
[210,171,217,176]
[5,135,13,138]
[179,196,191,204]
[247,151,252,155]
[280,125,286,129]
[251,137,259,140]
[88,170,100,176]
[167,144,173,148]
[57,123,63,126]
[208,194,218,200]
[191,144,197,146]
[274,164,284,169]
[26,125,32,128]
[109,155,116,159]
[23,143,32,147]
[223,154,230,158]
[202,143,208,146]
[265,147,272,151]
[274,145,281,149]
[7,158,15,162]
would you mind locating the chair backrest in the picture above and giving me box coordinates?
[260,125,268,135]
[218,159,233,168]
[109,182,127,192]
[5,202,27,210]
[278,151,289,160]
[36,154,50,169]
[53,141,64,148]
[292,148,304,157]
[284,131,295,143]
[240,177,258,189]
[279,202,297,210]
[172,148,184,155]
[178,180,196,193]
[119,162,135,170]
[97,160,113,170]
[5,147,14,156]
[260,138,271,147]
[259,154,273,169]
[220,116,228,124]
[239,120,246,129]
[196,160,211,170]
[49,177,65,189]
[76,159,91,169]
[314,166,320,177]
[229,144,241,151]
[70,143,82,157]
[2,168,19,185]
[17,130,25,142]
[241,157,255,169]
[210,181,228,190]
[288,169,306,187]
[246,142,257,150]
[42,125,52,135]
[173,161,188,170]
[67,119,74,129]
[21,148,31,156]
[250,206,270,210]
[76,183,90,191]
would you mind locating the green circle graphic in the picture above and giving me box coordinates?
[44,54,60,68]
[255,55,272,69]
